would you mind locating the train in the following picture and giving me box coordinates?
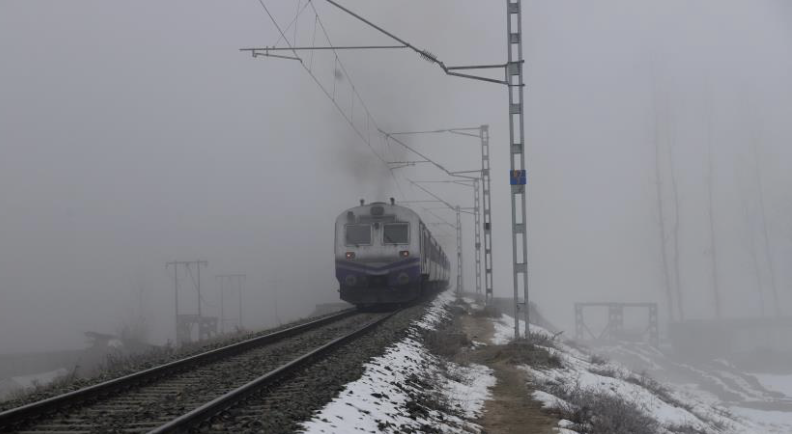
[334,199,450,306]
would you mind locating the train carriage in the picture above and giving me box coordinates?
[334,199,450,305]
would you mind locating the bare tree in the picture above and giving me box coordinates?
[705,97,722,319]
[667,126,685,322]
[750,136,780,317]
[739,180,766,317]
[651,82,676,323]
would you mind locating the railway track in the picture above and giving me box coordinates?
[0,308,398,434]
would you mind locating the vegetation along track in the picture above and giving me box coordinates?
[0,308,397,434]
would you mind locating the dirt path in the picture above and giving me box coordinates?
[457,312,559,434]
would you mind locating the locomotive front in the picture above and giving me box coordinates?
[334,200,421,305]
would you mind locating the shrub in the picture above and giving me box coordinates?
[552,385,660,434]
[470,305,502,319]
[472,340,562,369]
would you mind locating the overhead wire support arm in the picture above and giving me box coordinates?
[241,45,407,52]
[408,180,455,211]
[249,51,302,61]
[321,0,516,86]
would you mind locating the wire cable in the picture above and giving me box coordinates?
[254,0,407,199]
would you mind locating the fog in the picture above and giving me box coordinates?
[1,0,791,356]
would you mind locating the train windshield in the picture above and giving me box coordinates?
[345,224,371,245]
[383,223,409,244]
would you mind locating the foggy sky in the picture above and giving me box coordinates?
[1,0,791,353]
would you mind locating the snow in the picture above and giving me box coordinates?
[301,297,792,434]
[488,312,792,434]
[750,373,792,398]
[491,311,554,346]
[731,406,792,433]
[11,368,69,389]
[301,292,496,434]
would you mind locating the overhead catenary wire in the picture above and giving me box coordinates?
[252,0,407,199]
[250,1,490,201]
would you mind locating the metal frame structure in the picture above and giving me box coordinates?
[455,205,463,295]
[472,178,481,300]
[479,126,494,303]
[507,0,529,338]
[166,260,211,346]
[574,302,660,347]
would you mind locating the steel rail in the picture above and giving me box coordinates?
[146,310,398,434]
[0,308,357,430]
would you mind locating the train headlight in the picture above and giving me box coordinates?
[397,272,410,284]
[345,275,358,286]
[399,250,410,258]
[345,252,356,259]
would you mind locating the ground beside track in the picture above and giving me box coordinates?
[0,309,353,412]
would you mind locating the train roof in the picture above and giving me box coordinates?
[335,201,421,223]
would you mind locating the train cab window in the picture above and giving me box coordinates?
[345,224,372,245]
[383,223,409,244]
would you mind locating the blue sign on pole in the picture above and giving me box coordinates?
[510,170,527,185]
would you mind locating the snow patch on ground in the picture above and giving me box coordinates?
[750,373,792,398]
[492,313,789,434]
[9,368,69,390]
[301,292,496,434]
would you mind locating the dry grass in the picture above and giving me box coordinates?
[470,305,502,319]
[550,383,660,434]
[470,340,562,369]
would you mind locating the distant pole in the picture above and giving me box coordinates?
[456,205,463,296]
[219,278,225,333]
[479,125,494,305]
[384,124,492,304]
[217,274,246,331]
[166,260,207,345]
[473,178,482,301]
[167,263,179,343]
[238,276,244,329]
[196,263,202,318]
[270,278,282,325]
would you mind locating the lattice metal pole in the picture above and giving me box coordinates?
[473,178,482,300]
[456,205,463,296]
[507,0,529,338]
[480,125,494,304]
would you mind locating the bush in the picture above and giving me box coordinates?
[666,424,708,434]
[424,329,470,358]
[470,305,502,319]
[472,340,563,369]
[552,385,660,434]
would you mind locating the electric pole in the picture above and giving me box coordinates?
[166,260,208,345]
[217,274,246,332]
[456,205,463,296]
